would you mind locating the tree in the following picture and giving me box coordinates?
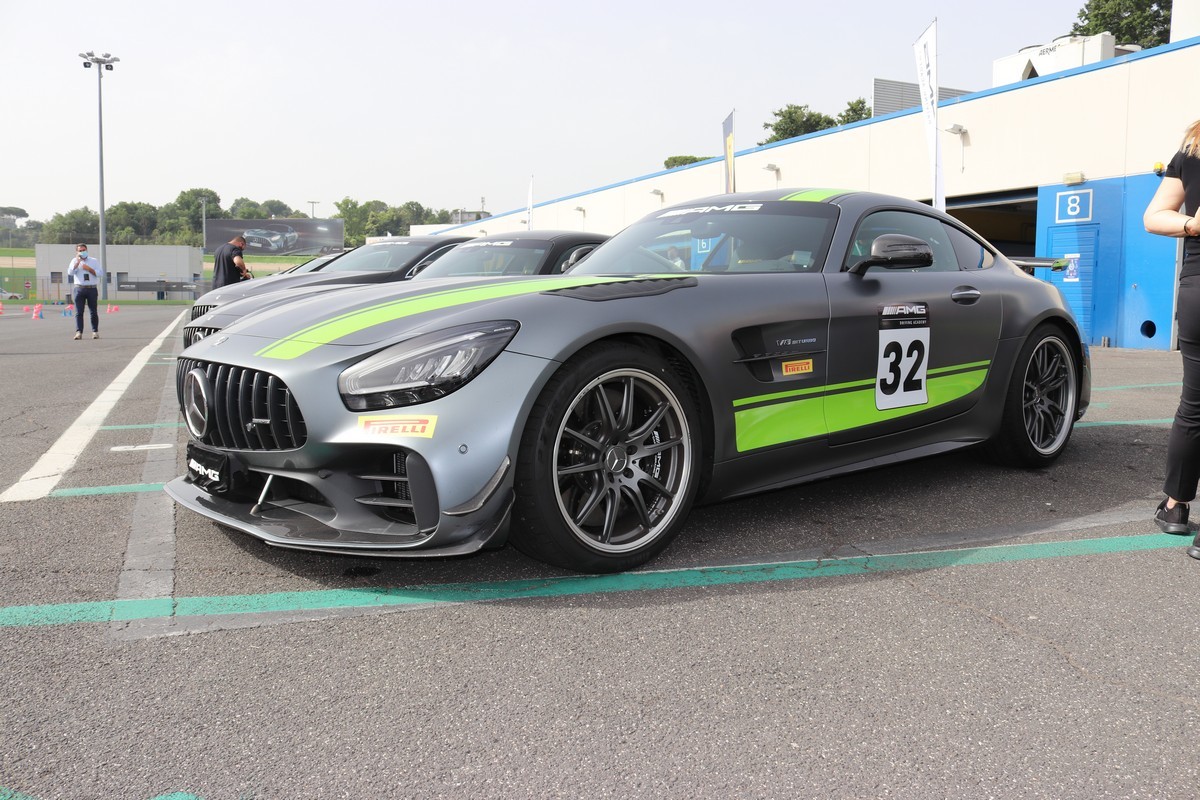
[260,199,294,218]
[0,206,28,219]
[836,98,872,126]
[230,197,265,219]
[664,155,710,170]
[1071,0,1171,49]
[759,104,837,145]
[107,202,159,240]
[42,208,99,244]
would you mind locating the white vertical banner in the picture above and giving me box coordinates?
[722,110,736,193]
[526,175,534,229]
[914,20,944,211]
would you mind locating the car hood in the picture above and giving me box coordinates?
[194,271,378,304]
[207,273,673,358]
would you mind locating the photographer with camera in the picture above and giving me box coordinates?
[67,242,104,340]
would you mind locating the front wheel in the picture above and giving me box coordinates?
[985,324,1079,467]
[512,343,702,573]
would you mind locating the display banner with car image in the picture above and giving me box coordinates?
[205,218,345,256]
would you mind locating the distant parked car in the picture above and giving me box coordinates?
[409,230,608,280]
[0,289,22,300]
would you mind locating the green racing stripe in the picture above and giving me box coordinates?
[779,189,847,202]
[255,275,635,360]
[734,361,990,452]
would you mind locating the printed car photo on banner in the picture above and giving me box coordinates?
[205,218,345,256]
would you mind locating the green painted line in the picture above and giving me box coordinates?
[99,423,185,430]
[0,788,42,800]
[1093,381,1181,391]
[0,533,1182,629]
[49,483,165,497]
[1076,418,1172,428]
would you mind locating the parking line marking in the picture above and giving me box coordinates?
[49,483,165,497]
[0,311,187,503]
[100,423,185,430]
[1093,381,1181,392]
[0,533,1183,629]
[1076,418,1172,427]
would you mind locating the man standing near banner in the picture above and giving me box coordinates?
[67,242,104,340]
[212,234,250,289]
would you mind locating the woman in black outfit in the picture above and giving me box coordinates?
[1145,119,1200,556]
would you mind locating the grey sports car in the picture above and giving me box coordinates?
[167,189,1090,573]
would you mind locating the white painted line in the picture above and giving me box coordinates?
[0,311,187,502]
[111,443,175,452]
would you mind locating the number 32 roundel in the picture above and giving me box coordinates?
[876,302,929,411]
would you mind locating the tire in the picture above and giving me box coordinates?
[985,324,1079,467]
[512,343,702,573]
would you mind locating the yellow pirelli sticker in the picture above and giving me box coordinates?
[781,359,814,376]
[358,415,438,438]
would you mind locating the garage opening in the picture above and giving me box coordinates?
[945,189,1038,259]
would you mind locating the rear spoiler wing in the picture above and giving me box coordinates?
[1009,257,1068,275]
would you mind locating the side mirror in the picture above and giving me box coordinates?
[848,234,934,274]
[563,246,596,272]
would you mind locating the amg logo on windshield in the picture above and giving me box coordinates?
[882,304,927,316]
[658,203,763,218]
[358,415,438,438]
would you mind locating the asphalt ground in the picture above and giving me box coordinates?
[1,305,1198,799]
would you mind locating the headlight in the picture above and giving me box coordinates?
[338,320,519,410]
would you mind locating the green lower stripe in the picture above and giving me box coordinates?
[0,534,1180,629]
[50,483,165,497]
[735,368,987,451]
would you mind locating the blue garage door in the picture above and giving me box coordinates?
[1046,225,1099,343]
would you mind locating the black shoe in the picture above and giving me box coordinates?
[1156,499,1190,534]
[1188,540,1200,560]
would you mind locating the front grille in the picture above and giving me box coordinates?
[190,304,216,321]
[183,326,221,347]
[177,357,307,450]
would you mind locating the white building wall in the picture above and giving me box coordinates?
[441,36,1200,238]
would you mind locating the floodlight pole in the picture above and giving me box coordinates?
[80,50,119,300]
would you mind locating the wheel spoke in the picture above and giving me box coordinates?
[599,487,620,544]
[557,458,602,478]
[622,484,653,531]
[628,400,669,442]
[570,476,605,527]
[592,384,618,435]
[641,435,683,457]
[614,377,635,433]
[562,425,602,452]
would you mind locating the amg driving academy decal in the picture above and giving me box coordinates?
[358,415,438,438]
[876,302,929,410]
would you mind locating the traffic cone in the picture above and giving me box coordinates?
[0,302,4,315]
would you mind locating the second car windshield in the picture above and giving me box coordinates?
[570,201,839,275]
[413,240,550,279]
[317,242,433,273]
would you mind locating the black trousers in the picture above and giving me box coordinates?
[1166,276,1200,501]
[74,285,99,333]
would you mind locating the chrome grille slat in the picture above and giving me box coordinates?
[176,358,307,451]
[190,304,216,321]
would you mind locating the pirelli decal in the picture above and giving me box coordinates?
[358,415,438,438]
[781,358,814,376]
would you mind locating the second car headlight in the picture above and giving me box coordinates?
[338,321,519,410]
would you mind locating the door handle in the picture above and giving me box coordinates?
[951,286,981,304]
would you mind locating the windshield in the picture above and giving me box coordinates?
[571,201,839,275]
[413,239,550,279]
[316,242,434,273]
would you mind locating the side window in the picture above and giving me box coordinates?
[943,223,994,270]
[844,210,959,272]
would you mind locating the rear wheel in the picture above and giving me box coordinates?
[985,324,1079,467]
[513,343,701,573]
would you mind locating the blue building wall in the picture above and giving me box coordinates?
[1035,174,1178,349]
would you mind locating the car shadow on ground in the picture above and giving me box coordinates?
[195,422,1168,593]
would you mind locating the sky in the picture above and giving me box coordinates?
[2,0,1088,224]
